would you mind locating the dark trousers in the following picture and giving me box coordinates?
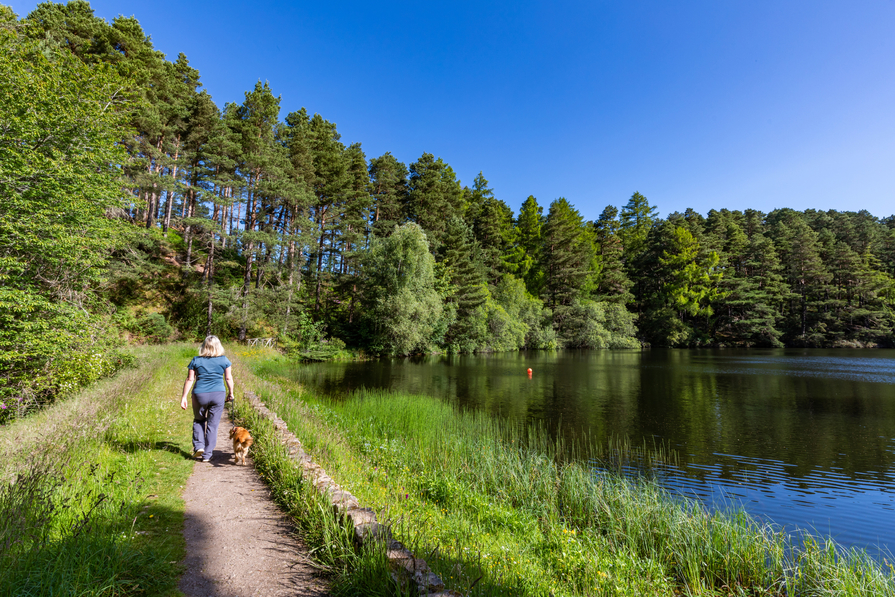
[191,391,226,459]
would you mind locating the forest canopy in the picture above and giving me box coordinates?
[2,1,894,416]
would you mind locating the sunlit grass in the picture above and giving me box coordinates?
[0,344,197,596]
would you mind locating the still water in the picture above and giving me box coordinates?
[287,349,895,555]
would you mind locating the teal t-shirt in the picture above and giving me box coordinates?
[188,356,232,394]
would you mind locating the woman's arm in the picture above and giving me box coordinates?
[180,369,196,410]
[224,366,235,400]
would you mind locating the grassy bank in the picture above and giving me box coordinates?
[239,350,895,597]
[0,344,198,596]
[228,390,408,597]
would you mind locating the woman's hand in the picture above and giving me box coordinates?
[181,396,189,410]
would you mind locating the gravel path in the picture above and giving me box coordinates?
[179,409,330,597]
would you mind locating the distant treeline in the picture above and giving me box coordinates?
[2,2,894,412]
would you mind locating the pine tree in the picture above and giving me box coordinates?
[658,226,724,330]
[619,191,659,313]
[542,198,595,341]
[619,191,658,259]
[593,206,633,303]
[441,217,489,350]
[771,211,834,344]
[515,195,545,296]
[467,173,513,283]
[304,112,348,311]
[714,222,788,347]
[280,106,316,309]
[404,153,463,250]
[333,142,371,328]
[368,152,408,238]
[232,81,289,339]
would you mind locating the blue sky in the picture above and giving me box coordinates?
[10,0,895,220]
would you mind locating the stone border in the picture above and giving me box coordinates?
[243,391,462,597]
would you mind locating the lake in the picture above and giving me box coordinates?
[284,348,895,556]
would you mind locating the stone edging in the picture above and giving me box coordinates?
[243,391,461,597]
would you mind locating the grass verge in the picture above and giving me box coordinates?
[236,349,895,597]
[227,368,410,596]
[0,344,199,596]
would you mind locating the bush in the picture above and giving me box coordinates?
[283,337,353,362]
[555,299,640,349]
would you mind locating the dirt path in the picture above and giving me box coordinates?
[179,408,329,597]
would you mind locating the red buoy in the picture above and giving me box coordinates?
[527,368,533,379]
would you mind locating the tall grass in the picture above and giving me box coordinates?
[239,351,895,597]
[0,344,198,596]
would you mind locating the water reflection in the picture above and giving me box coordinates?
[284,348,895,554]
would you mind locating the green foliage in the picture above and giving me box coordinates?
[492,275,557,349]
[658,226,724,320]
[369,152,409,238]
[714,228,788,347]
[360,224,443,355]
[593,206,634,304]
[117,311,175,342]
[513,195,545,295]
[450,291,528,354]
[619,192,658,259]
[542,198,595,311]
[283,336,353,362]
[467,172,514,282]
[441,217,491,350]
[0,20,132,414]
[405,152,463,250]
[0,297,134,422]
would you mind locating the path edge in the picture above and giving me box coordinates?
[242,390,461,597]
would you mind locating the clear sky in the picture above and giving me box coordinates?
[9,0,895,221]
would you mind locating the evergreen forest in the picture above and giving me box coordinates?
[2,1,894,417]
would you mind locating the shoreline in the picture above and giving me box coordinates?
[238,347,895,596]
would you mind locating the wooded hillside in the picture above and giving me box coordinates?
[2,1,893,418]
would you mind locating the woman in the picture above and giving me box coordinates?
[179,335,235,462]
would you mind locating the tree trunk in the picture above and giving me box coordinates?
[237,175,260,342]
[205,232,215,336]
[238,243,255,342]
[146,139,164,229]
[314,209,328,310]
[162,187,174,235]
[283,210,302,336]
[145,185,157,229]
[163,141,180,235]
[185,193,196,267]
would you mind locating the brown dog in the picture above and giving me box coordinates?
[229,426,253,465]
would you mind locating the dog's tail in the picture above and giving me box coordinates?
[245,436,254,448]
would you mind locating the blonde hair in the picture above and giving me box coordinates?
[198,335,225,357]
